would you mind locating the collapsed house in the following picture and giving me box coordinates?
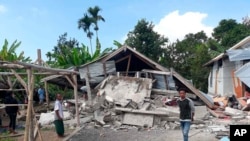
[204,36,250,109]
[33,45,250,140]
[77,45,214,108]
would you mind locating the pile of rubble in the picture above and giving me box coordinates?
[37,75,250,140]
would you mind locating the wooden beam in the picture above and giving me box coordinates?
[65,75,74,87]
[7,76,12,89]
[24,69,31,141]
[142,69,171,75]
[172,69,214,109]
[126,54,131,76]
[29,69,35,141]
[0,72,74,75]
[0,63,24,69]
[11,69,28,92]
[115,54,130,63]
[73,74,80,127]
[45,81,49,112]
[15,61,79,74]
[0,89,26,91]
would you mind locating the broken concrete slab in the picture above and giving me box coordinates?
[38,111,71,126]
[154,107,179,117]
[140,102,151,110]
[195,106,209,119]
[224,107,244,116]
[122,113,154,127]
[64,116,93,126]
[99,76,153,104]
[94,110,105,125]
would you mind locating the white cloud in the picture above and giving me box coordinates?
[154,10,213,43]
[0,5,7,14]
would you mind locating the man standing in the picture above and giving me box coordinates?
[38,86,45,104]
[54,94,64,137]
[4,92,20,134]
[177,88,195,141]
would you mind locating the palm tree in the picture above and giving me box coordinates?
[87,6,105,38]
[78,14,94,54]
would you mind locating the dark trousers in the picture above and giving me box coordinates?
[7,113,17,130]
[54,120,64,136]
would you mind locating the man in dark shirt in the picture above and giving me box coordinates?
[177,88,195,141]
[4,92,20,134]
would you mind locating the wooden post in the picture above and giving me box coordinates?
[45,81,49,112]
[73,74,80,126]
[24,69,31,141]
[37,49,42,66]
[29,69,34,141]
[126,54,131,76]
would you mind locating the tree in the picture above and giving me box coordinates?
[125,19,168,62]
[212,19,250,50]
[87,6,105,38]
[46,33,112,68]
[163,31,211,92]
[78,14,94,54]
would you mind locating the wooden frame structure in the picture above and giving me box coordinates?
[0,61,79,141]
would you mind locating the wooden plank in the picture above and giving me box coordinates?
[172,69,214,108]
[115,54,130,63]
[73,74,80,127]
[126,54,131,76]
[0,89,26,91]
[79,61,116,79]
[24,69,31,141]
[11,69,27,92]
[142,69,171,75]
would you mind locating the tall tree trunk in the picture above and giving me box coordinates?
[89,38,93,55]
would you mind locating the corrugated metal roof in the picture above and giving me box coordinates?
[227,49,250,61]
[204,36,250,66]
[235,61,250,88]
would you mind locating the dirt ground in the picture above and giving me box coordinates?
[67,125,220,141]
[0,117,221,141]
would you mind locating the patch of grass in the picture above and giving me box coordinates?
[0,132,15,141]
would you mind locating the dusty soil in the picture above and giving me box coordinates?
[0,119,220,141]
[67,125,220,141]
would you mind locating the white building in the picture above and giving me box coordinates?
[204,36,250,98]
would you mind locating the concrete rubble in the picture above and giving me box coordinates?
[35,75,250,140]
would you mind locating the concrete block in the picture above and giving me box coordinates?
[122,113,154,127]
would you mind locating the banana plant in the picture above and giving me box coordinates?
[0,39,31,62]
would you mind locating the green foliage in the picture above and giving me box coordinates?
[212,19,250,50]
[162,31,211,92]
[113,40,123,48]
[0,39,31,62]
[125,19,168,62]
[78,5,105,55]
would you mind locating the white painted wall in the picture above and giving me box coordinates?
[208,62,219,95]
[208,58,243,96]
[222,59,235,96]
